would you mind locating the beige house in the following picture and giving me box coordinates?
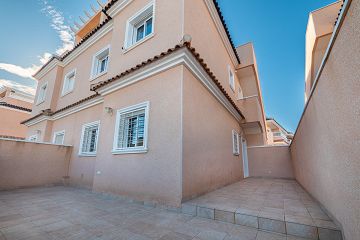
[266,117,293,145]
[0,86,33,139]
[22,0,267,206]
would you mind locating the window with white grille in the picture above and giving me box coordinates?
[113,102,149,154]
[232,130,240,156]
[62,69,76,96]
[53,130,65,145]
[91,46,110,80]
[36,82,47,104]
[28,134,38,142]
[79,121,100,156]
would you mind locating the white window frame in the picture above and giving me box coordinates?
[90,45,110,81]
[36,82,48,105]
[61,69,76,96]
[79,120,100,156]
[124,1,155,51]
[28,134,38,142]
[53,130,65,145]
[232,130,240,156]
[112,101,150,154]
[238,84,244,99]
[228,66,235,92]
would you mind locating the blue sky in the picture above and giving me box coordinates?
[0,0,335,132]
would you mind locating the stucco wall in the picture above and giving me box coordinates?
[248,146,294,179]
[0,139,71,189]
[0,108,30,138]
[290,1,360,239]
[92,66,183,206]
[182,67,243,201]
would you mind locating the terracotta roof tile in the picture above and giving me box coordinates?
[0,102,31,112]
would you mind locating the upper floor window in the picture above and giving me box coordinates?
[228,66,235,92]
[232,130,240,156]
[53,130,65,145]
[124,2,154,49]
[113,102,149,154]
[62,69,76,96]
[79,121,100,156]
[91,46,110,80]
[36,82,48,104]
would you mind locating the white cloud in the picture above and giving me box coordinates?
[0,79,36,96]
[0,63,39,80]
[41,1,74,56]
[38,52,52,65]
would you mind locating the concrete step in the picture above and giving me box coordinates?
[180,202,343,240]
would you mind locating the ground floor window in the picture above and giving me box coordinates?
[53,130,65,145]
[79,121,100,156]
[113,102,149,154]
[232,130,240,156]
[28,134,38,142]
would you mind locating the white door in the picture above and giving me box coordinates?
[241,137,249,178]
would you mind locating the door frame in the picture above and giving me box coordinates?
[241,136,249,178]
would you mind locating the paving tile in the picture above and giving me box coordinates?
[181,203,197,216]
[215,209,235,223]
[196,229,228,240]
[235,213,258,228]
[313,219,338,230]
[286,222,318,240]
[318,228,343,240]
[256,231,286,240]
[197,206,215,219]
[158,231,194,240]
[258,217,286,234]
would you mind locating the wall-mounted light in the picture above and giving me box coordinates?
[104,107,113,116]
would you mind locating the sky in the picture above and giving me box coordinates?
[0,0,335,132]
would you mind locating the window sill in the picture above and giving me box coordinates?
[78,152,97,157]
[112,148,148,155]
[123,33,155,54]
[35,100,45,106]
[90,71,108,82]
[61,90,73,97]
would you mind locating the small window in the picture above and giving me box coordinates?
[62,70,76,96]
[36,82,48,104]
[113,102,149,154]
[53,130,65,145]
[79,121,100,156]
[228,66,235,92]
[232,130,240,156]
[91,46,110,79]
[124,2,154,49]
[28,135,38,142]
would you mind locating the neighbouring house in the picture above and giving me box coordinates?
[304,0,342,102]
[21,0,267,206]
[0,86,33,139]
[266,117,293,145]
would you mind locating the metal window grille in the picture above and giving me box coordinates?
[81,124,99,153]
[117,109,145,149]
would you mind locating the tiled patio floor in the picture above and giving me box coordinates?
[0,186,312,240]
[185,178,342,240]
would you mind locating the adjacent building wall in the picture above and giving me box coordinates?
[291,1,360,239]
[0,139,71,190]
[248,146,294,179]
[0,108,30,138]
[182,67,243,201]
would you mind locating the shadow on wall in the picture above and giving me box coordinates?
[0,139,72,190]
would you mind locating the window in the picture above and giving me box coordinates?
[124,2,154,49]
[113,102,149,154]
[238,85,244,99]
[91,46,110,79]
[232,130,240,156]
[62,69,76,96]
[36,82,48,104]
[53,130,65,145]
[79,121,100,156]
[228,66,235,92]
[28,135,38,142]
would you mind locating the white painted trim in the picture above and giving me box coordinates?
[97,48,242,122]
[228,65,235,92]
[122,33,155,54]
[0,137,72,146]
[0,105,31,114]
[232,129,240,155]
[36,82,48,105]
[79,120,100,156]
[123,1,155,50]
[52,130,65,145]
[107,0,133,18]
[203,0,238,66]
[247,144,289,149]
[34,21,114,80]
[24,97,104,127]
[112,101,149,154]
[90,45,111,81]
[8,92,34,103]
[61,68,76,96]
